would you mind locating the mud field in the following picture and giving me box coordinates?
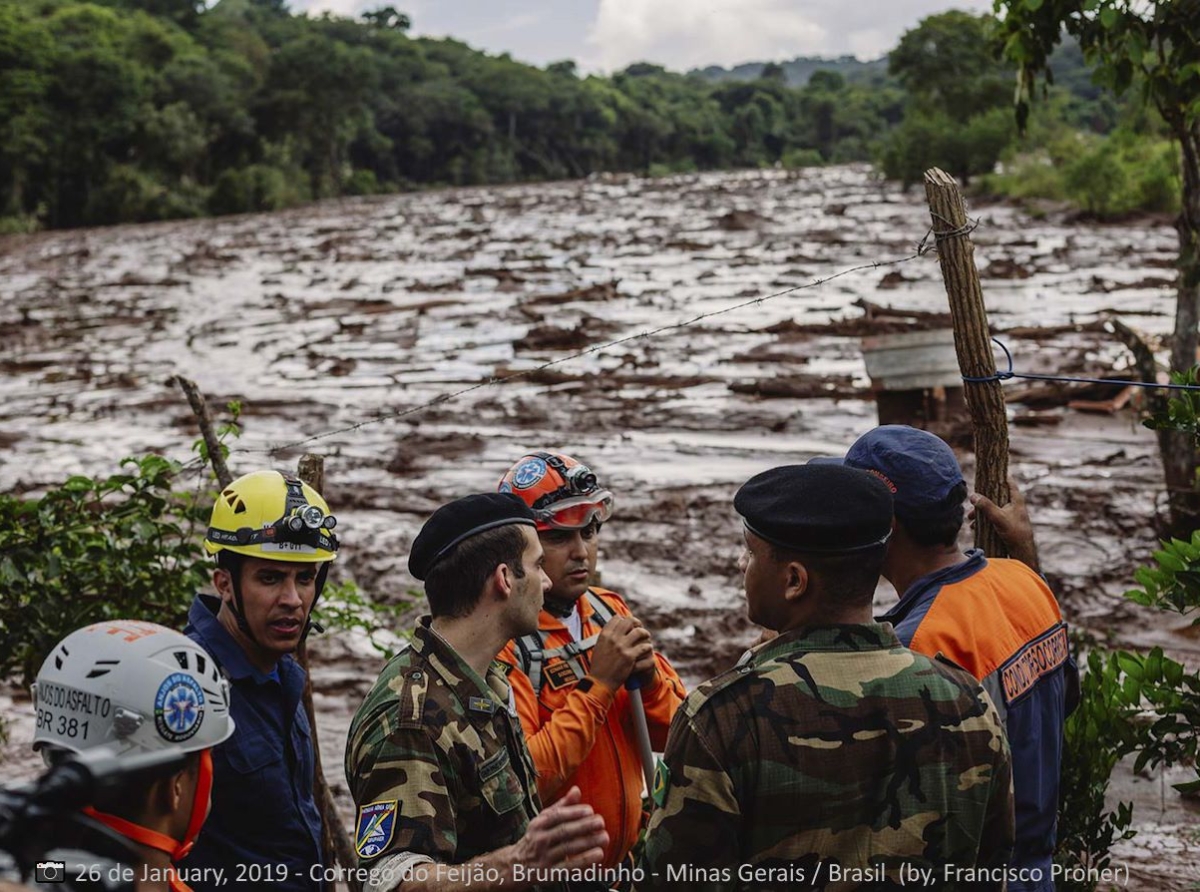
[1,165,1197,886]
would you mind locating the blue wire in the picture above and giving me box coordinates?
[960,338,1200,392]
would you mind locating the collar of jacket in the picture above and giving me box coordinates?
[877,548,986,626]
[413,616,511,714]
[745,622,901,668]
[188,593,299,687]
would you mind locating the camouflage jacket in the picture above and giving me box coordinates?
[344,617,541,866]
[638,623,1014,891]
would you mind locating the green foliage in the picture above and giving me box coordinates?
[0,0,1134,229]
[1143,367,1200,438]
[880,107,1015,188]
[889,11,1011,121]
[982,127,1180,217]
[0,455,211,687]
[314,580,412,659]
[1056,648,1139,890]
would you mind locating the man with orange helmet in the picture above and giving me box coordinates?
[497,452,685,878]
[181,471,339,891]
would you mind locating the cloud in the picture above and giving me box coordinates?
[585,0,999,72]
[587,0,827,72]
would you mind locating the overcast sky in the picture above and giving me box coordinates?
[288,0,997,73]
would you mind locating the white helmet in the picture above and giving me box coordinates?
[32,621,234,758]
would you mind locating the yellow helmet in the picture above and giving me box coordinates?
[205,471,338,563]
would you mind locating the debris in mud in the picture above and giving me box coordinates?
[465,267,526,285]
[1086,274,1177,293]
[760,299,952,338]
[387,432,485,474]
[877,271,912,289]
[729,374,863,400]
[513,314,622,352]
[715,210,766,231]
[982,258,1034,279]
[520,280,621,308]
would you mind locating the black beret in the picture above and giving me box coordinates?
[409,493,537,580]
[734,464,894,554]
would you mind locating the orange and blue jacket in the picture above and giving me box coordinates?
[879,550,1079,892]
[498,587,686,868]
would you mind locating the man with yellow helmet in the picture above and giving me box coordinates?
[179,471,339,892]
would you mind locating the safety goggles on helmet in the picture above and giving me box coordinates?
[535,492,615,530]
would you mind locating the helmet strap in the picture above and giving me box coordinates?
[300,562,331,642]
[225,563,261,649]
[80,750,213,892]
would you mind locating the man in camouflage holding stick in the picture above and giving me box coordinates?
[638,465,1014,890]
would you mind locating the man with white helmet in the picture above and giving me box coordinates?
[21,620,235,891]
[180,471,339,891]
[496,452,685,878]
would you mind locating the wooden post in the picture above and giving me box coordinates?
[296,454,361,892]
[174,376,232,488]
[923,168,1010,557]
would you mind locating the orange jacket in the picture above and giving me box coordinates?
[498,587,686,868]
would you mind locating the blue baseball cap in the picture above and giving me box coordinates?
[817,425,966,523]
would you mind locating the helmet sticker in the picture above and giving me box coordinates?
[154,673,205,743]
[511,458,548,490]
[498,481,513,494]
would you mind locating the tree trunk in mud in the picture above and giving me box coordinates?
[1161,117,1200,537]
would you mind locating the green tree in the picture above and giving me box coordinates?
[889,10,1010,120]
[994,0,1200,535]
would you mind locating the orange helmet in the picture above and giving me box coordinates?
[498,452,614,531]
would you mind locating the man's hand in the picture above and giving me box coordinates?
[589,616,653,691]
[969,477,1040,573]
[510,786,608,873]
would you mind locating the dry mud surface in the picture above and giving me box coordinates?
[1,166,1197,887]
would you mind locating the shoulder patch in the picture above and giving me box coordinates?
[1000,622,1069,705]
[355,800,398,859]
[395,668,429,730]
[684,664,756,719]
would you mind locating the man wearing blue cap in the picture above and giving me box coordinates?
[834,425,1078,892]
[345,493,609,892]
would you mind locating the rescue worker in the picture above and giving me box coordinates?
[24,620,235,892]
[639,464,1014,889]
[345,492,609,892]
[181,471,339,891]
[496,452,686,875]
[830,425,1077,892]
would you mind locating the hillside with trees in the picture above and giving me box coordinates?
[0,0,1181,232]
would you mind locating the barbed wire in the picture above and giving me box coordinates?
[236,235,941,456]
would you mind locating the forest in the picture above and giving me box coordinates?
[0,0,1180,232]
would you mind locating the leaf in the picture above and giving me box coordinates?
[1099,6,1119,28]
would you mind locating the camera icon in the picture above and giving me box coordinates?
[35,861,66,883]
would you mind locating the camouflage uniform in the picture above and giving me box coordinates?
[639,623,1014,891]
[345,616,540,868]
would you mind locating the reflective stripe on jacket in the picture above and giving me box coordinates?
[879,549,1078,892]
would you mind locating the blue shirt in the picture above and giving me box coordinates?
[182,594,324,892]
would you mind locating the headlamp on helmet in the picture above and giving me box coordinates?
[205,471,339,562]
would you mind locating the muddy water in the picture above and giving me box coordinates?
[1,165,1196,887]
